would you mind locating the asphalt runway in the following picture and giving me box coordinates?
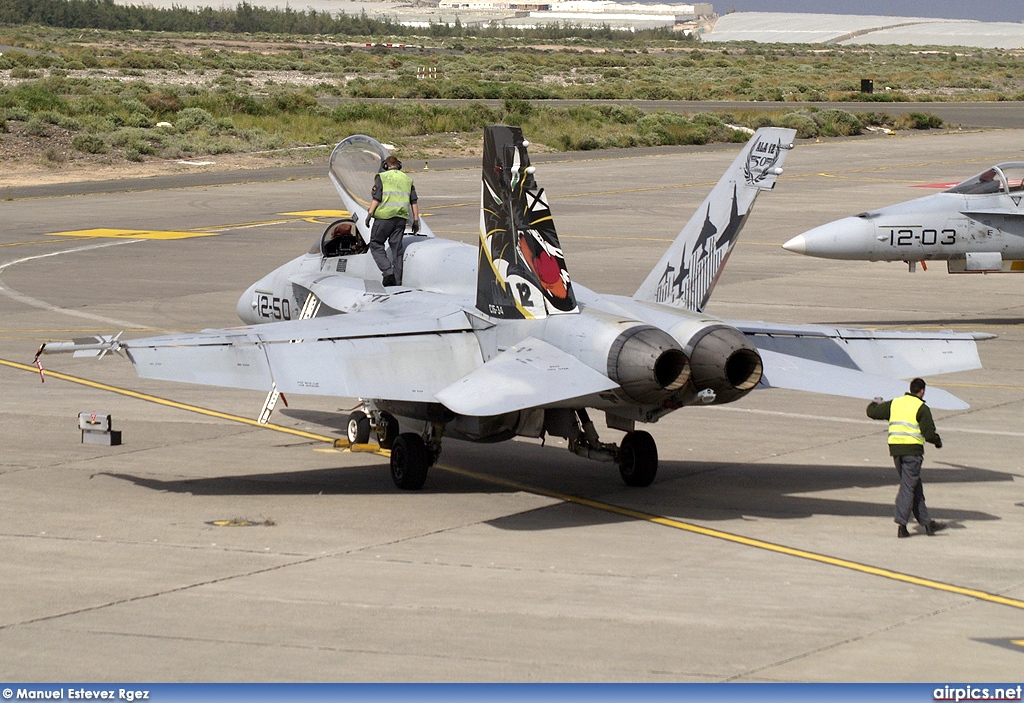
[1,127,1023,681]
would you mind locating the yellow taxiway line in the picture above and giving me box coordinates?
[0,358,342,446]
[4,356,1024,612]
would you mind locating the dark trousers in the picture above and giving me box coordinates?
[894,454,931,526]
[370,217,407,283]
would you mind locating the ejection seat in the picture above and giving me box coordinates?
[320,218,367,257]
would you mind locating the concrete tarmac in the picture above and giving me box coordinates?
[1,127,1023,681]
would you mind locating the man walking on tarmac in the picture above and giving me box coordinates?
[365,155,419,287]
[867,378,948,538]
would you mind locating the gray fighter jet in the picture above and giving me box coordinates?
[39,127,986,490]
[783,162,1024,273]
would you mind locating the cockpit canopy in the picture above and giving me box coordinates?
[946,162,1024,196]
[308,218,367,257]
[329,134,389,212]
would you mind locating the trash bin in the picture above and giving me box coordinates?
[861,79,874,94]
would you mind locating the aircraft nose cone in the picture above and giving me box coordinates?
[782,234,806,254]
[784,217,873,260]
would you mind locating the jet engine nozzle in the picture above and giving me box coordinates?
[607,326,690,404]
[688,326,763,404]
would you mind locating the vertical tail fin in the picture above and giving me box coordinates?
[634,127,797,312]
[477,125,578,319]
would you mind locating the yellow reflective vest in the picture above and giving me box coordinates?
[888,394,925,446]
[374,170,413,220]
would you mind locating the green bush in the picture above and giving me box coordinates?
[2,106,32,122]
[814,109,862,137]
[894,112,943,130]
[25,118,49,136]
[71,134,108,154]
[126,112,152,128]
[119,98,153,116]
[42,146,67,163]
[10,68,41,79]
[501,97,532,125]
[779,112,819,138]
[0,83,70,112]
[175,107,216,132]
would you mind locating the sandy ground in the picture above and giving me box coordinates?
[0,146,334,190]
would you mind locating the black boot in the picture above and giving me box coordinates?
[925,521,947,536]
[897,525,910,538]
[382,273,397,287]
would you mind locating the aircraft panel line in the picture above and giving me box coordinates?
[2,357,1022,613]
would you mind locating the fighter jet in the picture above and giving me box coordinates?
[38,126,986,490]
[783,162,1024,273]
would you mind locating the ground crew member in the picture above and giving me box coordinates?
[365,155,419,287]
[867,378,947,538]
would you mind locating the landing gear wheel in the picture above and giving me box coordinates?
[346,411,371,445]
[618,430,658,487]
[390,433,430,490]
[376,412,399,449]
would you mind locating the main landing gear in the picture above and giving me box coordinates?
[350,404,443,490]
[565,409,658,487]
[616,430,658,487]
[350,405,659,490]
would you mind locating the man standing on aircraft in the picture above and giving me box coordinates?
[867,378,948,538]
[365,155,419,287]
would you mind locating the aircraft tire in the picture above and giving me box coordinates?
[347,412,371,445]
[376,412,400,449]
[618,430,658,487]
[390,433,429,490]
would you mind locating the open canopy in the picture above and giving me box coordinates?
[946,162,1024,196]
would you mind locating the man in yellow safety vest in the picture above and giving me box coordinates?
[867,378,947,538]
[365,155,420,287]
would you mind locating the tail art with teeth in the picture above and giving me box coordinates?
[476,125,578,320]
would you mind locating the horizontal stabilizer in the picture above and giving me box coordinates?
[736,321,983,379]
[758,349,969,410]
[434,337,618,416]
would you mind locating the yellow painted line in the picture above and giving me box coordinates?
[436,462,1024,611]
[0,328,163,333]
[0,239,77,248]
[1013,639,1024,648]
[5,356,1023,611]
[939,382,1024,392]
[0,358,343,445]
[280,210,351,217]
[46,228,217,240]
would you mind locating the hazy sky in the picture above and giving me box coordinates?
[715,1,1023,23]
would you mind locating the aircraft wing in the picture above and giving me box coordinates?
[434,337,619,416]
[46,295,486,403]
